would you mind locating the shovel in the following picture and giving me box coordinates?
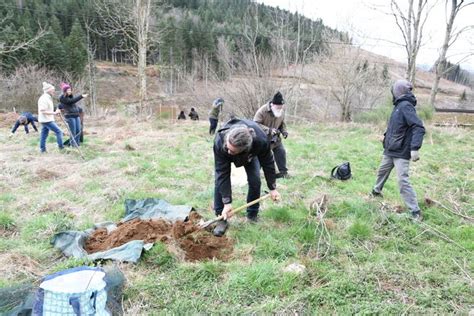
[199,193,271,229]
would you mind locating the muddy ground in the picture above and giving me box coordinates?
[85,212,233,262]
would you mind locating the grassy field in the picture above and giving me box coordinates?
[0,116,473,314]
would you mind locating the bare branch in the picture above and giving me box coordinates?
[0,25,47,56]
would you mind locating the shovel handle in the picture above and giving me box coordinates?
[200,194,271,228]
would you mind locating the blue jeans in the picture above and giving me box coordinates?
[66,117,81,147]
[40,122,63,152]
[214,157,261,218]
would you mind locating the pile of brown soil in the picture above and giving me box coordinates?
[84,211,233,261]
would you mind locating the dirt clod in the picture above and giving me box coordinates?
[35,168,60,180]
[84,211,233,261]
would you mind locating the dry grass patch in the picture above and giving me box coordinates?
[35,168,61,180]
[0,252,43,280]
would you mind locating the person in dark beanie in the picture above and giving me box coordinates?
[254,91,289,178]
[58,83,88,147]
[372,79,425,221]
[9,112,38,137]
[208,98,224,135]
[212,118,281,236]
[188,107,199,121]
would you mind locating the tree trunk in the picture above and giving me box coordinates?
[136,0,151,115]
[430,0,458,107]
[86,26,98,116]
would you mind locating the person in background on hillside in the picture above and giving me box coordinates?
[372,79,425,221]
[208,97,224,135]
[188,107,199,121]
[254,91,289,179]
[212,118,281,237]
[38,82,63,153]
[177,110,186,120]
[58,83,87,147]
[9,112,38,137]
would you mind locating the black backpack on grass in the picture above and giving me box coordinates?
[331,162,352,180]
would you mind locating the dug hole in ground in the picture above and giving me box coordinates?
[85,211,233,262]
[84,165,250,262]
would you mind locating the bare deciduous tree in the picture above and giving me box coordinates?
[320,46,387,122]
[429,0,474,107]
[391,0,436,84]
[93,0,153,115]
[242,3,262,78]
[85,23,98,116]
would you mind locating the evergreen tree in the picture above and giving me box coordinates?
[35,25,67,72]
[65,19,87,75]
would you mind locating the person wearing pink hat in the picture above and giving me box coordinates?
[58,83,88,147]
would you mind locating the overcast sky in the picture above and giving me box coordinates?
[258,0,474,71]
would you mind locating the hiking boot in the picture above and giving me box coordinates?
[411,211,423,222]
[213,220,229,237]
[276,172,290,179]
[371,190,383,198]
[246,214,259,223]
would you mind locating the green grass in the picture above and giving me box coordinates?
[0,118,472,314]
[0,213,15,230]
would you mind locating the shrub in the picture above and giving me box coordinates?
[417,105,434,121]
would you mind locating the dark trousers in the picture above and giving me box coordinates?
[214,158,261,218]
[209,118,218,135]
[273,143,288,174]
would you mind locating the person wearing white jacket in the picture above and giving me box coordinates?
[38,82,63,153]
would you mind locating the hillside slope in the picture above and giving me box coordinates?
[92,47,472,122]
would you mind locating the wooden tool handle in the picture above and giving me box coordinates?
[199,194,271,228]
[228,193,271,217]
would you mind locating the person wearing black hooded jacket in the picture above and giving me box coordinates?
[212,118,281,236]
[372,79,425,220]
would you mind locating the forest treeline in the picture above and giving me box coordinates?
[0,0,347,77]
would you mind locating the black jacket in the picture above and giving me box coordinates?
[188,110,199,120]
[214,118,277,204]
[383,93,425,159]
[59,94,83,118]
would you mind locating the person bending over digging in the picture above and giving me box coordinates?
[9,112,38,137]
[213,118,281,237]
[372,79,425,221]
